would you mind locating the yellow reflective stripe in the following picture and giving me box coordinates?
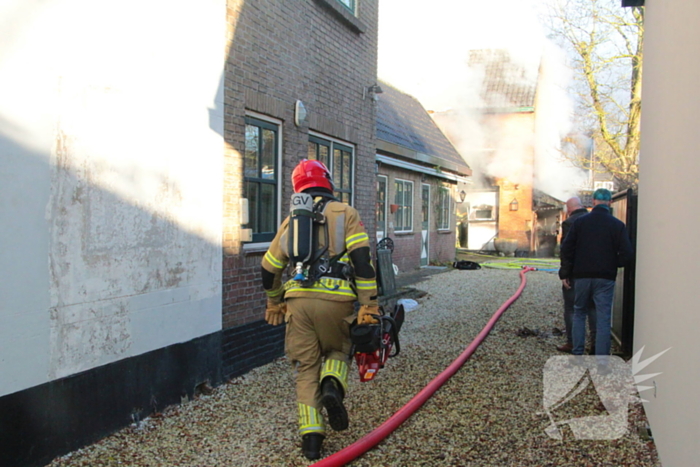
[265,286,284,298]
[284,278,357,298]
[320,359,349,394]
[346,232,368,249]
[298,403,325,435]
[340,254,350,262]
[355,279,377,290]
[264,251,284,269]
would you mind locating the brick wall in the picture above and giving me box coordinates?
[379,165,459,272]
[222,0,379,329]
[496,178,534,251]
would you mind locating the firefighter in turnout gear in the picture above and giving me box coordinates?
[261,159,379,460]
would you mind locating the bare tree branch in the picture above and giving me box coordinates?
[545,0,643,191]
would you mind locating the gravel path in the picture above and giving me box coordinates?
[49,268,660,467]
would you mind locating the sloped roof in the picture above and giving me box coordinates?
[469,49,538,112]
[533,188,565,211]
[376,81,471,176]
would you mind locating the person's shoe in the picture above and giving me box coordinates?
[301,433,324,460]
[557,343,573,353]
[320,378,349,431]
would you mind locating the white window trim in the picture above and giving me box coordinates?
[244,111,283,246]
[438,186,451,231]
[308,131,355,206]
[394,178,414,233]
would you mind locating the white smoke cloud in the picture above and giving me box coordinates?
[378,0,587,201]
[534,42,589,199]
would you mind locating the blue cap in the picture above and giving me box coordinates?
[593,188,612,201]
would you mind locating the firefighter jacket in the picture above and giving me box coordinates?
[261,198,378,306]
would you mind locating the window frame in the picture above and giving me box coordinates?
[594,180,615,191]
[244,114,281,244]
[336,0,356,14]
[307,133,354,205]
[394,178,414,233]
[437,185,451,230]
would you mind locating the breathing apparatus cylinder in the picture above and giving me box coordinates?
[288,193,315,281]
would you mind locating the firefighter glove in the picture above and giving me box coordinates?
[358,305,380,325]
[265,299,287,326]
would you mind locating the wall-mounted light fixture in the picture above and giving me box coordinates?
[509,198,519,211]
[294,100,307,126]
[459,190,467,203]
[363,84,383,102]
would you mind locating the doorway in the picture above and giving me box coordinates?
[421,183,430,266]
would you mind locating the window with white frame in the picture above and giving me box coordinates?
[437,186,450,230]
[594,180,615,191]
[394,179,413,232]
[244,116,279,243]
[307,135,354,204]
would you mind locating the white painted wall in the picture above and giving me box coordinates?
[0,0,225,397]
[635,1,700,465]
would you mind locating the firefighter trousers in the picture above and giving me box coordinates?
[285,297,354,411]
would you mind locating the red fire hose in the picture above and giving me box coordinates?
[313,267,536,466]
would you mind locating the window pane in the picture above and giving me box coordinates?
[333,148,342,189]
[245,125,259,178]
[308,141,317,160]
[245,181,259,232]
[319,145,329,167]
[405,183,413,229]
[261,129,275,180]
[260,183,275,233]
[342,151,351,189]
[395,181,403,229]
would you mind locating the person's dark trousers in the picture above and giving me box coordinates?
[572,278,616,356]
[563,284,597,348]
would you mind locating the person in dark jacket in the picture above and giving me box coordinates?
[559,189,634,358]
[557,196,596,354]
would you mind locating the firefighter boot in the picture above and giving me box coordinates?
[320,377,348,431]
[301,433,324,460]
[298,403,325,459]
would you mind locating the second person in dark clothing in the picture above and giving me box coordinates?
[557,196,596,354]
[559,189,634,358]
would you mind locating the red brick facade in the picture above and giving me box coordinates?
[496,177,535,251]
[222,0,379,328]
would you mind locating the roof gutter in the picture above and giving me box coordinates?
[376,154,472,184]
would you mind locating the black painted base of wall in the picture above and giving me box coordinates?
[0,320,286,467]
[221,320,285,380]
[0,333,222,467]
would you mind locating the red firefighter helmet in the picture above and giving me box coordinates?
[292,159,334,193]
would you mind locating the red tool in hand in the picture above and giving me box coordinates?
[350,303,404,382]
